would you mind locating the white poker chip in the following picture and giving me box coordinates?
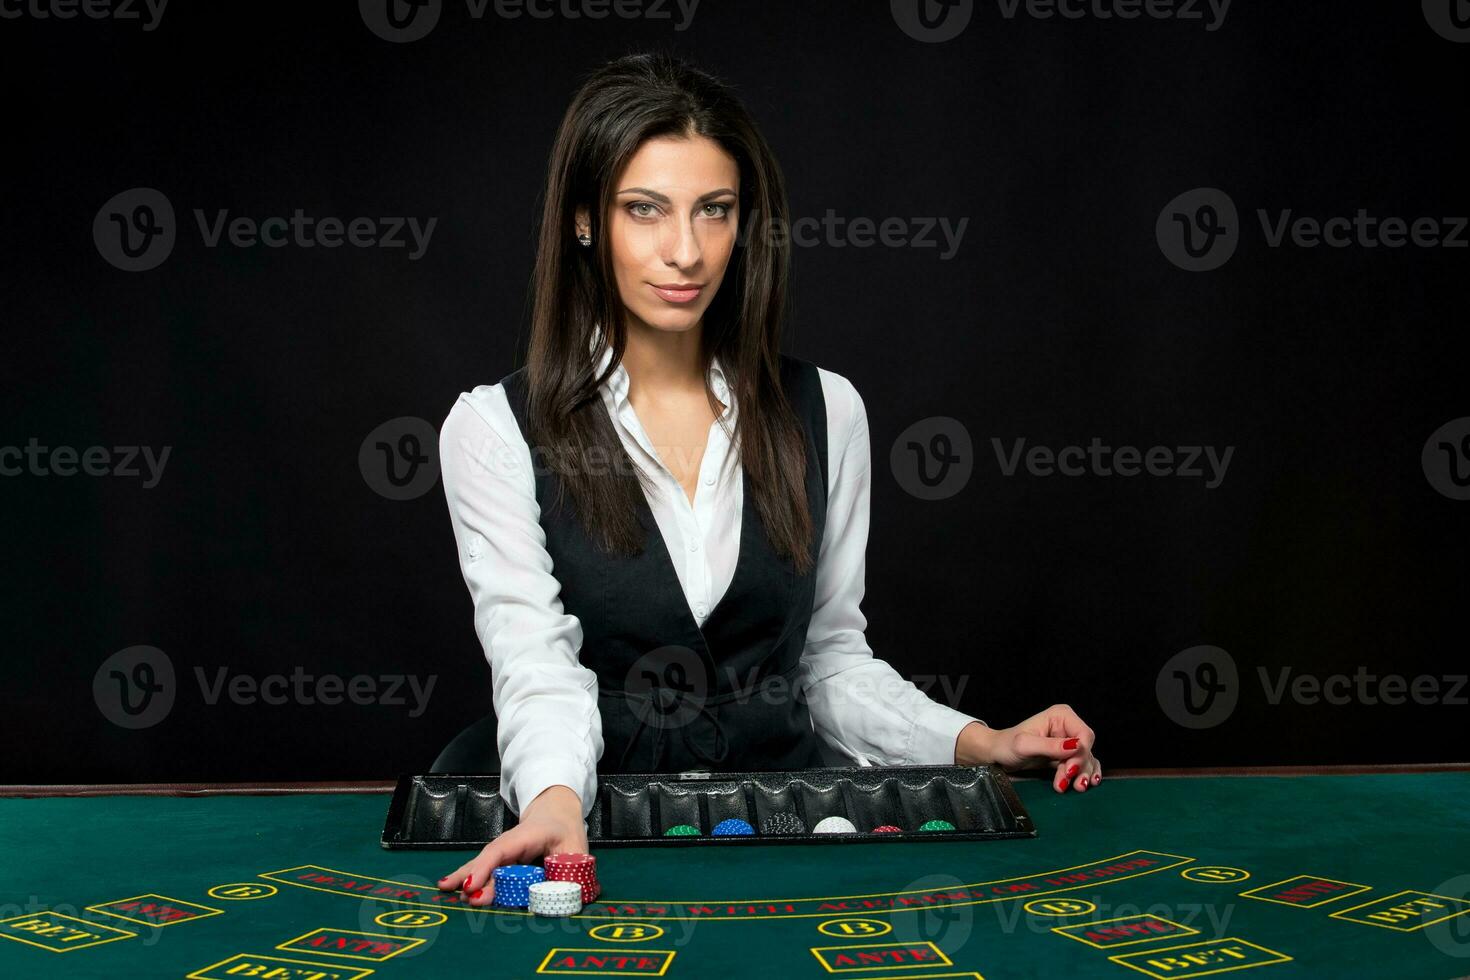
[813,816,857,834]
[530,881,583,899]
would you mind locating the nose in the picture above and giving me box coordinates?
[660,214,702,269]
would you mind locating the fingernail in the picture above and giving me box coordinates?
[1078,776,1089,789]
[462,877,472,892]
[471,889,484,901]
[1067,763,1079,777]
[1093,773,1102,784]
[1063,737,1079,750]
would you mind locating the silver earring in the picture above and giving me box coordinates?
[578,234,592,247]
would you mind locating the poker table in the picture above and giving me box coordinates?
[4,768,1469,980]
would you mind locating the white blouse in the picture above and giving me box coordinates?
[438,345,980,816]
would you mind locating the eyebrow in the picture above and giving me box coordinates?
[615,186,738,204]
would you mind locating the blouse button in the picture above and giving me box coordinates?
[688,539,700,552]
[694,603,708,618]
[703,473,716,485]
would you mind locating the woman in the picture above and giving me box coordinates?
[433,52,1100,906]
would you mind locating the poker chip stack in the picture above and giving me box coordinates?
[544,852,600,904]
[491,864,545,908]
[528,880,584,917]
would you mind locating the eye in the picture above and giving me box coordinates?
[703,203,732,219]
[626,202,659,219]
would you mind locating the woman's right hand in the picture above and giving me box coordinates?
[436,784,588,906]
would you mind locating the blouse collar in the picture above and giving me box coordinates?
[589,324,732,418]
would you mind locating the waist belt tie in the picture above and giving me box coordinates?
[601,660,805,772]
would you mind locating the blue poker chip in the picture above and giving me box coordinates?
[712,818,755,836]
[492,864,545,907]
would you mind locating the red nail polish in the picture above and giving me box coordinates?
[1063,737,1079,750]
[471,889,483,900]
[461,877,472,892]
[1067,763,1079,777]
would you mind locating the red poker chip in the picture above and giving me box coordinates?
[544,853,599,902]
[872,825,903,833]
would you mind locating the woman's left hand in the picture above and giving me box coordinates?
[954,704,1100,793]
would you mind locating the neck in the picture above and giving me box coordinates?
[620,318,706,396]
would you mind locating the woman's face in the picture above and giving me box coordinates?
[584,134,740,337]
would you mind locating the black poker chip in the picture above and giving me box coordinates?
[759,811,806,835]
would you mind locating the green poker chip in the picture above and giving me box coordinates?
[918,819,956,832]
[663,824,701,836]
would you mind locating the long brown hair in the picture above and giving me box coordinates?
[524,51,813,573]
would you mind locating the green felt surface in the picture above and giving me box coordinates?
[3,774,1469,979]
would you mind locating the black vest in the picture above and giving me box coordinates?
[499,354,829,775]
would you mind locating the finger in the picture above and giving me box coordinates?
[437,862,475,892]
[462,839,524,906]
[1048,705,1096,752]
[1015,732,1084,764]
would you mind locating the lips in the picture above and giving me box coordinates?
[650,283,703,304]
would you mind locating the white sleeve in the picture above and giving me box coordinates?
[438,388,603,817]
[798,369,981,766]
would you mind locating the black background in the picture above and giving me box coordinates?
[2,0,1466,782]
